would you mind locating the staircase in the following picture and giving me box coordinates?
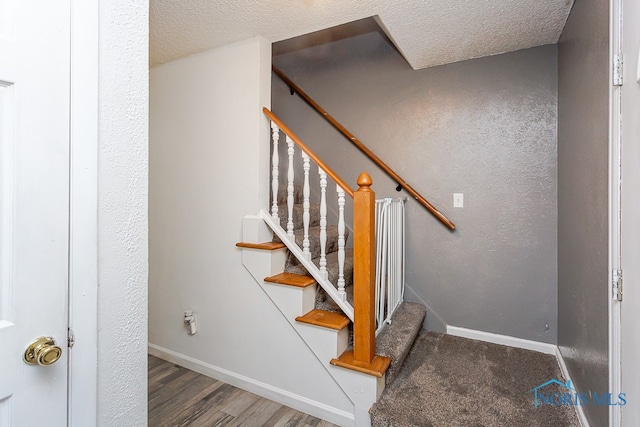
[274,186,355,316]
[236,109,426,426]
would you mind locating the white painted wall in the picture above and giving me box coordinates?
[97,0,149,425]
[149,37,353,417]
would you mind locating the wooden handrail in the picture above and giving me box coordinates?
[272,66,456,231]
[263,107,354,198]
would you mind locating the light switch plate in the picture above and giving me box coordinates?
[453,193,464,208]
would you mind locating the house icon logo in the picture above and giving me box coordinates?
[528,379,575,408]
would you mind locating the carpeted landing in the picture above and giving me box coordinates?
[370,332,581,427]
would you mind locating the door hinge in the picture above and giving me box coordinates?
[68,328,75,348]
[612,269,623,301]
[613,54,623,86]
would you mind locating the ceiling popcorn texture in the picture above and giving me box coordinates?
[150,0,574,69]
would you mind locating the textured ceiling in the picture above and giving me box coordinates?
[150,0,574,69]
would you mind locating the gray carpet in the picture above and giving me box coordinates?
[376,302,426,387]
[371,332,581,427]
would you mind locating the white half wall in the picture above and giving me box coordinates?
[149,37,353,417]
[97,0,149,425]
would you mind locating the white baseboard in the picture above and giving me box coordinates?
[148,343,354,426]
[446,326,557,354]
[555,347,591,427]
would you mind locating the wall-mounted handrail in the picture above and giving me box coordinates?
[263,107,354,198]
[272,66,456,231]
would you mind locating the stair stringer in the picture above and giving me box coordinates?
[240,214,385,427]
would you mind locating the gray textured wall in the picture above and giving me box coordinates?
[273,33,558,343]
[557,0,610,424]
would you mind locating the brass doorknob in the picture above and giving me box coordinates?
[24,337,62,366]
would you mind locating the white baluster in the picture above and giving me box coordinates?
[286,136,295,239]
[302,152,311,260]
[337,185,346,301]
[270,121,280,220]
[318,169,328,280]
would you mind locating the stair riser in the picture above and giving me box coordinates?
[241,248,288,283]
[295,324,349,361]
[263,282,317,319]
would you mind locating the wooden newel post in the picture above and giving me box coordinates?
[353,172,376,364]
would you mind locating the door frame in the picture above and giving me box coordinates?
[609,0,622,425]
[68,0,99,424]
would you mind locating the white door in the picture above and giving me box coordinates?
[0,1,70,425]
[620,0,640,424]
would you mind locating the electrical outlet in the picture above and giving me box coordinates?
[184,310,197,335]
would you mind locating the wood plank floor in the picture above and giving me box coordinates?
[148,355,339,427]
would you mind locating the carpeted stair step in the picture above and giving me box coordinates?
[375,302,426,388]
[284,225,349,269]
[275,184,303,206]
[277,202,320,231]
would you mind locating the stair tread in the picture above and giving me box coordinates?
[376,302,427,388]
[236,241,286,250]
[264,272,316,288]
[330,350,391,378]
[296,309,350,330]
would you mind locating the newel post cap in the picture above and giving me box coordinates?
[357,172,373,190]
